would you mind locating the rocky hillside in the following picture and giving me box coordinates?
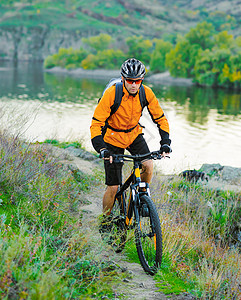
[0,0,241,61]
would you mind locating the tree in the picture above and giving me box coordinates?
[235,36,241,47]
[150,39,172,73]
[81,54,98,70]
[165,39,201,78]
[214,31,234,49]
[165,22,215,78]
[194,48,232,87]
[44,47,88,69]
[185,21,215,50]
[81,49,126,70]
[82,34,113,52]
[219,52,241,89]
[126,36,153,66]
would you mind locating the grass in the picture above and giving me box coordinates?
[0,127,124,299]
[156,265,195,295]
[151,174,241,298]
[0,1,127,33]
[120,162,241,298]
[42,138,83,149]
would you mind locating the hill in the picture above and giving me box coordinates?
[0,0,241,60]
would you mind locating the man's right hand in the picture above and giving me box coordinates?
[100,148,113,163]
[100,148,110,158]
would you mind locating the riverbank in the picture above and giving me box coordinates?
[45,67,194,86]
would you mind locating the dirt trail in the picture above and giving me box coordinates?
[80,185,168,300]
[68,156,166,299]
[58,150,194,300]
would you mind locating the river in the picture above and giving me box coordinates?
[0,61,240,174]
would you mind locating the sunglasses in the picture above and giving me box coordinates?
[125,79,143,85]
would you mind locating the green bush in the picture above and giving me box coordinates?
[166,22,215,78]
[81,49,126,69]
[82,33,113,52]
[150,39,173,73]
[44,47,88,69]
[126,35,153,65]
[194,48,241,89]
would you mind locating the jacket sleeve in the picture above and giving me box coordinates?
[144,86,171,146]
[90,87,115,153]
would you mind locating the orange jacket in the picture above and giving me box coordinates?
[90,83,170,152]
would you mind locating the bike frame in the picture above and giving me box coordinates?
[108,150,166,274]
[114,156,151,228]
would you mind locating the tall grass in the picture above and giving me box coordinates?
[0,124,123,298]
[151,174,241,298]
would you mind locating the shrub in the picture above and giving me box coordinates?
[81,49,126,69]
[44,47,88,69]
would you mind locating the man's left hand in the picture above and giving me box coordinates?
[160,144,172,157]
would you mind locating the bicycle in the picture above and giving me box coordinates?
[101,150,165,275]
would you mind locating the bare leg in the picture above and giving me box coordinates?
[140,159,153,184]
[102,185,119,215]
[102,160,152,214]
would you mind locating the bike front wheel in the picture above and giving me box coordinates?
[134,195,162,275]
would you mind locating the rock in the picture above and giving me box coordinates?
[64,146,83,157]
[200,163,224,175]
[221,166,241,183]
[0,27,87,61]
[64,146,98,161]
[201,163,241,185]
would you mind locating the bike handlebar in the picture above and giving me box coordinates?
[112,150,169,163]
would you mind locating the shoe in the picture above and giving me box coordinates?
[99,214,113,235]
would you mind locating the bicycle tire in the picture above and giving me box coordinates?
[110,195,127,253]
[134,195,162,275]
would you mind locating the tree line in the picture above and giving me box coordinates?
[44,22,241,90]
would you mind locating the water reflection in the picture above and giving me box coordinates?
[44,73,104,104]
[153,85,241,122]
[0,61,241,173]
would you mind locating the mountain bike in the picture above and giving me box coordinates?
[102,150,165,275]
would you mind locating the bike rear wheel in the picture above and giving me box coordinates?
[109,195,127,253]
[134,195,162,275]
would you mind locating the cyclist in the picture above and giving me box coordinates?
[90,58,171,220]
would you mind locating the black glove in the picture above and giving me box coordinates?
[160,144,172,154]
[99,148,110,159]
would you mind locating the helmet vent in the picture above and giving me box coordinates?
[121,58,146,79]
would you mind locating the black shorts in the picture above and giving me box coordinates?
[104,134,150,186]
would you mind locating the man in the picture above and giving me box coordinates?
[90,58,171,216]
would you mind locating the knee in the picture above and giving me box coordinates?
[107,185,119,196]
[142,160,153,175]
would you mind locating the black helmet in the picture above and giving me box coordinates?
[121,58,146,79]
